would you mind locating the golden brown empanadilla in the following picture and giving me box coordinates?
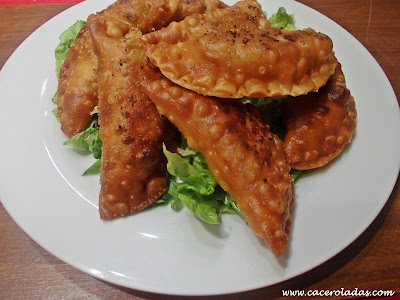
[142,0,337,99]
[169,0,228,22]
[142,65,294,257]
[57,26,98,137]
[283,63,357,170]
[87,15,180,220]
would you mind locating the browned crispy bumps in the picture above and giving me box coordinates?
[142,68,294,257]
[142,0,337,98]
[283,64,357,169]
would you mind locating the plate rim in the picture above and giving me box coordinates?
[0,0,399,296]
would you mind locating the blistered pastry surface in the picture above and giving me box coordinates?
[143,0,337,98]
[57,26,98,137]
[88,16,179,219]
[58,0,216,138]
[142,69,294,256]
[283,64,357,169]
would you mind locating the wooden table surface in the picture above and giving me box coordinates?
[1,1,399,299]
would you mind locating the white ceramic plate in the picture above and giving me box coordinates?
[0,0,399,296]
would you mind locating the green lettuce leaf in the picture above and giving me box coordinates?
[290,169,309,182]
[64,120,102,157]
[82,158,102,176]
[52,92,58,104]
[55,20,86,78]
[52,107,60,122]
[269,7,297,30]
[63,120,102,175]
[162,144,240,224]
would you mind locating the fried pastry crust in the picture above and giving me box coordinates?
[142,67,294,257]
[283,64,357,170]
[57,0,172,138]
[142,0,337,99]
[57,26,98,137]
[87,16,179,220]
[98,0,178,34]
[169,0,228,22]
[58,0,216,137]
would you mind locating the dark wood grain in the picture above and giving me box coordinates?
[0,4,74,68]
[1,1,399,299]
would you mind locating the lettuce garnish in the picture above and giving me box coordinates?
[54,20,86,78]
[63,120,102,175]
[161,144,240,224]
[269,7,297,30]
